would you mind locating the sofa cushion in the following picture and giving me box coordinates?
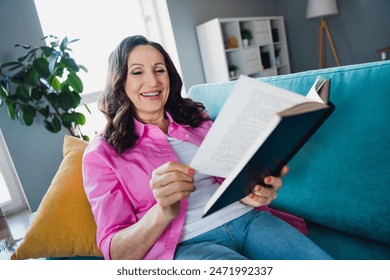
[188,61,390,245]
[11,136,103,259]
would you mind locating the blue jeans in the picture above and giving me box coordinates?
[174,210,332,260]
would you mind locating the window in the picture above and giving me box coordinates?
[34,0,149,139]
[34,0,182,139]
[0,129,28,214]
[0,172,11,205]
[34,0,148,95]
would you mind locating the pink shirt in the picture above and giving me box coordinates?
[82,113,212,260]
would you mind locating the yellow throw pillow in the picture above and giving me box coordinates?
[11,135,103,259]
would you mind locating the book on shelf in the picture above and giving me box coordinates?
[190,75,335,217]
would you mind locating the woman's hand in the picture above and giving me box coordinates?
[240,165,289,207]
[149,162,196,219]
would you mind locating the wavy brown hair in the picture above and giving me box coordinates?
[98,35,208,154]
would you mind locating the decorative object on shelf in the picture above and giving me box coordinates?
[0,36,89,141]
[307,0,341,68]
[228,64,238,78]
[376,46,390,61]
[226,36,238,49]
[241,29,253,47]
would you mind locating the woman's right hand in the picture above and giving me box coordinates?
[149,162,196,219]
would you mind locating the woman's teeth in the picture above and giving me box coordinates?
[141,92,160,97]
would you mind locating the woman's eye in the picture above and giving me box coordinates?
[155,69,166,74]
[130,70,143,76]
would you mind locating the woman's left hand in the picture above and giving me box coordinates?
[240,165,289,207]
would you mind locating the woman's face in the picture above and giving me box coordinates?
[124,45,170,122]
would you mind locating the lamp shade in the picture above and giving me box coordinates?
[306,0,338,19]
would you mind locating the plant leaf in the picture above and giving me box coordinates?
[79,64,88,73]
[44,120,54,132]
[26,68,40,85]
[22,105,36,125]
[60,112,74,128]
[60,37,69,52]
[17,48,38,63]
[69,91,81,108]
[15,44,31,50]
[0,84,7,98]
[51,77,61,91]
[16,85,30,102]
[46,92,60,109]
[48,51,60,73]
[7,101,16,120]
[31,87,44,100]
[66,72,83,93]
[52,116,62,132]
[1,61,24,71]
[83,103,91,114]
[68,38,80,44]
[62,57,79,72]
[38,105,50,118]
[33,57,50,77]
[58,91,73,111]
[40,46,53,57]
[74,112,86,125]
[10,69,27,84]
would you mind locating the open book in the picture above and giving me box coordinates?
[190,75,335,217]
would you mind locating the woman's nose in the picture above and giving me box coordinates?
[144,71,158,86]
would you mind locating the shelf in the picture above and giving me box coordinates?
[197,16,290,83]
[225,48,240,52]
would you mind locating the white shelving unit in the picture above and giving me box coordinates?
[196,16,291,83]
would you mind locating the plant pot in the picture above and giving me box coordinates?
[229,70,236,78]
[242,39,249,47]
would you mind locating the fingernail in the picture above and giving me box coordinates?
[188,168,195,176]
[265,177,272,184]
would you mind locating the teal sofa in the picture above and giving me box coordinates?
[188,61,390,260]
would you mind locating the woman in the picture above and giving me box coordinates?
[82,35,332,260]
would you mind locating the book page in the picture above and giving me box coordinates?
[306,76,326,103]
[190,75,312,178]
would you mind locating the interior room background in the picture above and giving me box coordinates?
[0,0,389,212]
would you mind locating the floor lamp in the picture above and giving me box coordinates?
[307,0,341,68]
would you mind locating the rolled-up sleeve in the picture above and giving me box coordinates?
[82,142,136,260]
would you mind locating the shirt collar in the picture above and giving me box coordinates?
[133,111,189,142]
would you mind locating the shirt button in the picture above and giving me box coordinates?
[185,134,190,138]
[169,127,174,131]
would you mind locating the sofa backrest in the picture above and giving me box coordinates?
[188,61,390,245]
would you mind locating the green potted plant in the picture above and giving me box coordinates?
[0,35,89,141]
[241,29,253,47]
[228,64,238,78]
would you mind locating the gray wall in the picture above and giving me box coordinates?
[167,0,390,90]
[280,0,390,73]
[0,0,66,211]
